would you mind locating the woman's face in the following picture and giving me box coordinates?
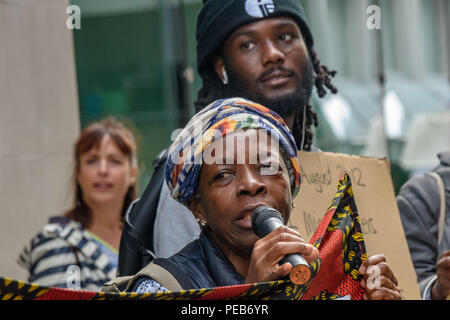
[77,134,137,208]
[190,129,293,255]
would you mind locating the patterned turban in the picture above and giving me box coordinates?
[165,97,301,205]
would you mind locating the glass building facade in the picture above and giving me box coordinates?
[70,0,450,193]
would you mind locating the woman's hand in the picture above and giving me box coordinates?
[359,254,402,300]
[431,250,450,300]
[245,226,319,284]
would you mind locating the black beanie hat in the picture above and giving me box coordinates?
[196,0,314,75]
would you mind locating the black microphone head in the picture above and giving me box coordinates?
[252,206,285,238]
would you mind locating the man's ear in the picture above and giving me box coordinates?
[213,56,226,82]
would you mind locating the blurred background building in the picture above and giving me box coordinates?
[1,0,449,280]
[70,0,450,193]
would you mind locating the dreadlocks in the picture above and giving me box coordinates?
[194,47,337,151]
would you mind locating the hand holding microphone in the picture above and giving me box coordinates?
[247,206,318,285]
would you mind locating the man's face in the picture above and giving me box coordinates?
[215,16,313,118]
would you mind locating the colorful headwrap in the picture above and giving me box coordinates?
[165,97,301,205]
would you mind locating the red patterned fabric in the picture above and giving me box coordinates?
[1,174,366,300]
[303,173,367,300]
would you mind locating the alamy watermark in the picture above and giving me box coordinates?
[367,5,381,30]
[170,127,282,175]
[66,4,381,31]
[365,265,382,290]
[66,264,81,289]
[66,5,81,30]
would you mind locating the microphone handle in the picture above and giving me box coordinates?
[280,253,311,285]
[280,252,308,267]
[256,217,312,285]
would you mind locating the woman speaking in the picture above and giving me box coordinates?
[110,98,401,300]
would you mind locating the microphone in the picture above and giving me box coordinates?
[251,206,311,285]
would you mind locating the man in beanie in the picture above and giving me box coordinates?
[151,0,338,259]
[118,1,339,273]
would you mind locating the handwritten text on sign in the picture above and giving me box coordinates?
[291,151,421,299]
[300,164,366,193]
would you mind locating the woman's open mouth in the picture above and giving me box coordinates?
[93,182,113,191]
[236,215,253,229]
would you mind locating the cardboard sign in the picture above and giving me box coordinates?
[290,151,421,300]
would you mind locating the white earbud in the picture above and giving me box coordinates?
[222,69,229,85]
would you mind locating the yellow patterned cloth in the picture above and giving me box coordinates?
[1,174,366,300]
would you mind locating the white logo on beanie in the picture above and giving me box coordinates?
[245,0,275,18]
